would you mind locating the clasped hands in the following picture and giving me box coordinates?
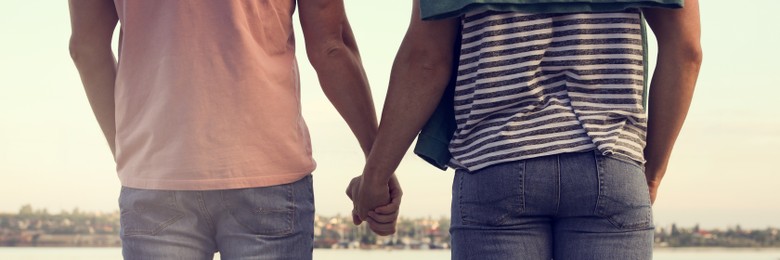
[345,174,402,236]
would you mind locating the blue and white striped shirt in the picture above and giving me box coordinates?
[450,9,648,171]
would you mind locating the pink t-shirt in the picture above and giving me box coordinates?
[113,0,315,190]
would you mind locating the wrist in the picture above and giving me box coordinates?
[644,166,665,187]
[646,178,662,188]
[362,167,392,187]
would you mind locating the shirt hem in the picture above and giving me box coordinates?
[118,164,316,191]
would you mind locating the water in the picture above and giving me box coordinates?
[0,248,778,260]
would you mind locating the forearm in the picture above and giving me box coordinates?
[309,40,377,156]
[361,52,452,185]
[644,50,700,184]
[642,1,702,186]
[71,46,118,157]
[68,0,119,158]
[360,0,459,186]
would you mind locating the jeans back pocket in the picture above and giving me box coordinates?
[221,182,296,236]
[119,187,184,237]
[595,155,653,230]
[457,161,525,226]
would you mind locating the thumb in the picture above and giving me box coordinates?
[352,208,362,225]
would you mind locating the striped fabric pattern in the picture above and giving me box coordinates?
[450,9,648,171]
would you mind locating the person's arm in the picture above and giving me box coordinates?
[298,0,377,156]
[642,0,703,204]
[298,0,404,235]
[68,0,119,157]
[352,0,460,222]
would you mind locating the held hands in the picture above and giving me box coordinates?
[346,174,402,236]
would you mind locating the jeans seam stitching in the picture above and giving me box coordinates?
[519,161,525,213]
[289,180,296,236]
[594,152,604,217]
[197,192,215,232]
[458,173,468,225]
[554,155,561,216]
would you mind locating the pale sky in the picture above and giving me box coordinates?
[0,1,778,229]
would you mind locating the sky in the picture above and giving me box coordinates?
[0,1,779,229]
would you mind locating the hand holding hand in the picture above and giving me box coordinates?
[346,174,402,236]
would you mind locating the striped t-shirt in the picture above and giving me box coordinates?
[450,9,648,171]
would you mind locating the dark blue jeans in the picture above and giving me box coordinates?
[119,175,314,260]
[451,152,653,260]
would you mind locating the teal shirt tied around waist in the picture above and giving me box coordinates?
[419,0,683,20]
[412,0,683,171]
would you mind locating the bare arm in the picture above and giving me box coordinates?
[353,0,459,221]
[298,0,377,156]
[643,0,703,204]
[298,0,405,235]
[68,0,119,157]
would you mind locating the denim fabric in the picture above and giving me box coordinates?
[119,175,314,260]
[451,152,653,260]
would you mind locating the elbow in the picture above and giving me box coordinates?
[684,43,703,68]
[398,47,452,77]
[417,60,449,78]
[69,42,82,62]
[69,38,90,62]
[69,37,111,64]
[659,40,703,70]
[306,40,351,69]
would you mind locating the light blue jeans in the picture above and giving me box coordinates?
[451,151,653,260]
[119,175,314,260]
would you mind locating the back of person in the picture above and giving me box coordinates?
[447,9,656,259]
[113,0,315,190]
[450,9,648,171]
[71,0,392,258]
[348,0,701,259]
[108,2,319,259]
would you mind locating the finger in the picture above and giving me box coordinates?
[365,217,396,236]
[357,207,370,221]
[345,185,353,200]
[389,174,402,192]
[373,206,399,216]
[352,209,362,225]
[346,177,360,200]
[368,211,398,224]
[356,200,370,220]
[374,196,401,215]
[389,186,403,201]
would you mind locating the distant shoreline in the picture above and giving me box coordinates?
[3,208,779,249]
[654,247,780,251]
[2,246,780,250]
